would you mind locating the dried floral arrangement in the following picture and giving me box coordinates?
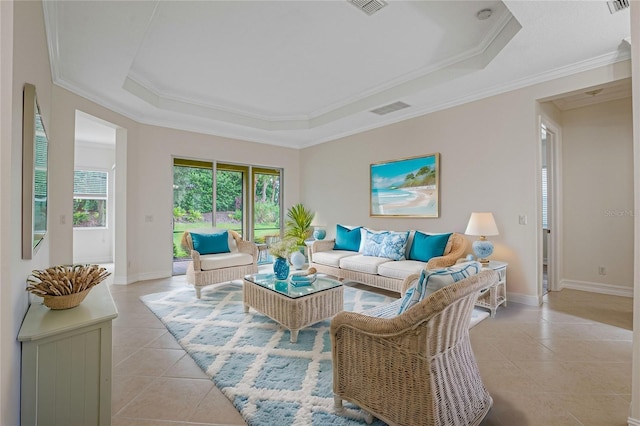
[26,264,111,297]
[268,238,298,259]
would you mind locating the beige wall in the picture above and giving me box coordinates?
[561,97,633,295]
[1,1,53,424]
[50,87,301,283]
[300,61,632,305]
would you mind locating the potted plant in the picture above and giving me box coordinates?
[284,204,315,262]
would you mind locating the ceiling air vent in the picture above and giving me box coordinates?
[370,101,410,116]
[607,0,629,14]
[348,0,387,16]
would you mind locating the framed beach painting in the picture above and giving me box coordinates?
[370,153,440,218]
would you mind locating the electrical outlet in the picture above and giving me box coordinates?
[518,215,527,225]
[145,215,153,223]
[598,266,607,275]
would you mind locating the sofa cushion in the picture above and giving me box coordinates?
[191,231,230,255]
[361,229,389,257]
[397,261,482,314]
[339,254,392,275]
[334,224,362,252]
[408,231,451,262]
[361,229,410,261]
[379,231,410,261]
[312,250,359,267]
[200,252,254,271]
[378,260,425,280]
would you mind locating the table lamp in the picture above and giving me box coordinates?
[465,212,499,265]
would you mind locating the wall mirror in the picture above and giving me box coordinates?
[22,83,48,259]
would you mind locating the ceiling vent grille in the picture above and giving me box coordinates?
[607,0,629,14]
[349,0,387,16]
[370,101,410,115]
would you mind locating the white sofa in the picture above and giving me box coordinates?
[181,228,258,298]
[310,228,466,294]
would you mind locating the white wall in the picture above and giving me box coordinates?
[561,97,633,296]
[1,1,53,424]
[73,142,116,264]
[300,61,632,305]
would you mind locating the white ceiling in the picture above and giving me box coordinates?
[45,1,631,149]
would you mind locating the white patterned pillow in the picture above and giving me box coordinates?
[378,231,410,261]
[361,229,389,257]
[397,261,482,314]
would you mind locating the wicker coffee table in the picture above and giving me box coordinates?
[243,273,343,343]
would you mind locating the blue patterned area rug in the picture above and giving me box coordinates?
[141,282,395,426]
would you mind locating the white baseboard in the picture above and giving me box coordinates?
[507,292,540,307]
[560,279,633,298]
[112,270,172,285]
[74,256,113,265]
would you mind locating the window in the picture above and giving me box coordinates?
[73,170,108,228]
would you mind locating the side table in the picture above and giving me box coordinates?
[476,261,507,317]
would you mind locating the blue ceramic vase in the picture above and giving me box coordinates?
[273,257,290,280]
[313,227,326,240]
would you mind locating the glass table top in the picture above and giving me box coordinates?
[244,273,342,299]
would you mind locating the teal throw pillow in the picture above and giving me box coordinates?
[408,232,452,262]
[191,231,230,255]
[397,261,482,314]
[334,225,362,252]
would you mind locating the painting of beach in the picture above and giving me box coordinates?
[370,153,439,217]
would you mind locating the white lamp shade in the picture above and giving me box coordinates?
[465,212,499,237]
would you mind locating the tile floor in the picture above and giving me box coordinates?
[108,270,633,426]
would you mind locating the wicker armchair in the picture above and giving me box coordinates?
[181,229,258,298]
[331,269,498,426]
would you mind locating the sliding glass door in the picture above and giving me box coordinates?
[172,160,213,260]
[252,168,281,244]
[172,158,282,273]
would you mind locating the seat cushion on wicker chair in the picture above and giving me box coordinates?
[377,260,425,280]
[312,250,359,267]
[398,261,482,314]
[362,299,403,318]
[200,252,254,271]
[339,254,393,275]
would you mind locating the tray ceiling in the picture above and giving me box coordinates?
[44,1,631,148]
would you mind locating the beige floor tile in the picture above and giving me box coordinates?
[189,385,247,425]
[117,377,214,421]
[113,327,167,348]
[559,393,631,426]
[110,274,634,426]
[163,354,209,379]
[114,347,186,377]
[540,339,632,363]
[112,375,156,415]
[113,345,142,366]
[113,311,166,329]
[482,391,582,426]
[145,331,183,350]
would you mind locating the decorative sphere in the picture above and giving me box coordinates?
[290,251,306,270]
[313,228,326,240]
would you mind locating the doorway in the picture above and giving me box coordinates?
[540,118,561,295]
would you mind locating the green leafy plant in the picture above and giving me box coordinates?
[284,203,315,246]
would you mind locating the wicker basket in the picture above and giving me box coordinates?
[42,288,92,310]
